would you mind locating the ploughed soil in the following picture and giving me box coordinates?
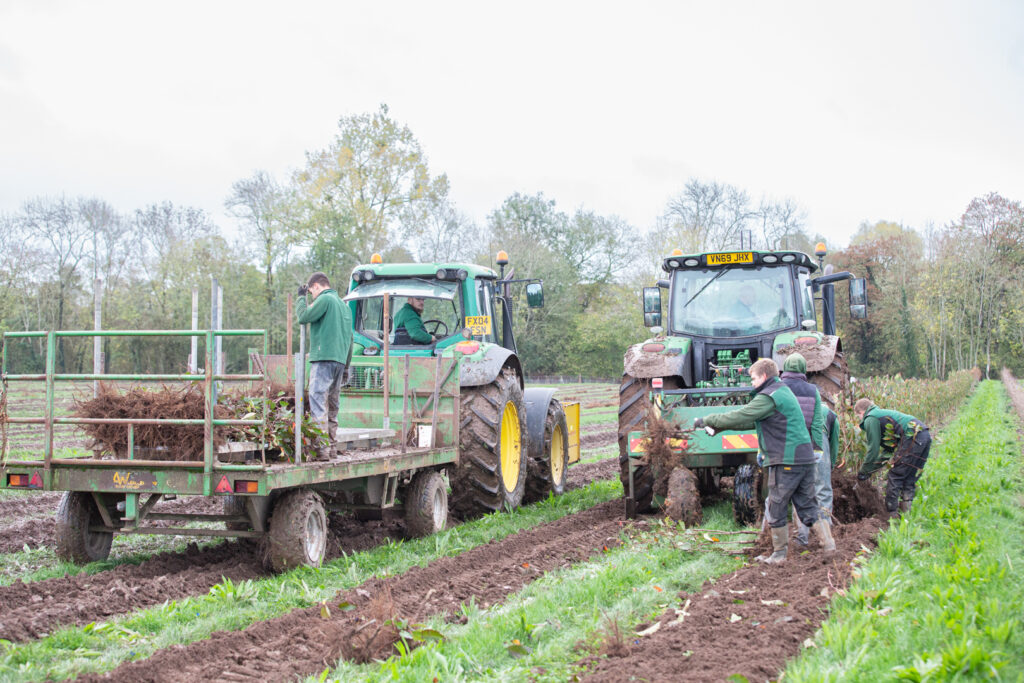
[1001,369,1024,423]
[80,499,636,683]
[0,456,618,645]
[580,515,887,682]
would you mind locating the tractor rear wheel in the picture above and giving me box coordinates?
[56,492,113,564]
[524,398,569,503]
[809,351,849,409]
[451,368,527,516]
[733,464,765,526]
[618,374,656,512]
[404,470,448,538]
[665,467,703,527]
[265,489,327,572]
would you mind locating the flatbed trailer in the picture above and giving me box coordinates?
[0,328,461,572]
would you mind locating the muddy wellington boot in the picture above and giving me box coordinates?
[756,525,789,565]
[899,498,912,514]
[812,520,836,557]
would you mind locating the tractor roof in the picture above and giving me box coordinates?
[661,249,818,273]
[351,262,498,281]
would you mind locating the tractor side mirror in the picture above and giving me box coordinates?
[642,287,662,328]
[526,282,544,308]
[849,278,868,320]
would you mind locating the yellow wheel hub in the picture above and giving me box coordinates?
[550,424,565,484]
[499,402,522,493]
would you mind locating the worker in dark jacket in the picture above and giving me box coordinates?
[779,353,827,546]
[695,358,835,564]
[855,398,931,515]
[392,297,434,345]
[297,272,353,458]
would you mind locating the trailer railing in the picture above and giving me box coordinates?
[0,328,269,495]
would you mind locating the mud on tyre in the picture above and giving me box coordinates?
[733,464,765,526]
[664,466,703,527]
[451,368,527,516]
[56,491,116,564]
[404,469,448,537]
[524,398,569,503]
[264,489,328,572]
[618,373,655,511]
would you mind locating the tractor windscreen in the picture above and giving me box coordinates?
[345,278,461,346]
[670,266,796,337]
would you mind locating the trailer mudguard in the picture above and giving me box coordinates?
[771,332,840,372]
[458,344,524,390]
[623,336,693,385]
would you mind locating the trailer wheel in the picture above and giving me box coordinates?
[404,470,448,538]
[451,368,527,516]
[265,489,327,572]
[664,467,703,527]
[524,398,569,503]
[733,464,765,526]
[56,492,113,564]
[618,374,655,512]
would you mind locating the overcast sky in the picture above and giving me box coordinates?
[1,1,1022,250]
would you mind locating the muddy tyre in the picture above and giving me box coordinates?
[56,492,113,564]
[618,374,655,512]
[733,464,765,526]
[664,467,703,527]
[809,351,849,409]
[223,496,252,532]
[451,369,527,516]
[265,489,327,572]
[405,470,448,538]
[524,398,569,503]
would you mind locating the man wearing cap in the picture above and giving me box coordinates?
[297,272,353,458]
[855,399,931,515]
[695,357,836,564]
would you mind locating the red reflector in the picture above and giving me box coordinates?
[214,475,232,493]
[795,336,818,345]
[652,378,664,389]
[29,472,43,489]
[642,343,665,352]
[234,480,259,494]
[7,474,28,487]
[456,340,480,355]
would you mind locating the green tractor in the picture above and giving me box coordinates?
[340,251,580,517]
[620,244,868,523]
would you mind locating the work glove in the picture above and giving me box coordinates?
[756,452,765,468]
[857,473,869,481]
[297,284,308,296]
[693,417,705,429]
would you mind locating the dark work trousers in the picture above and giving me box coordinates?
[309,361,347,448]
[765,464,819,529]
[885,430,931,512]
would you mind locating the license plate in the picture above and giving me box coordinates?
[706,252,753,265]
[464,316,491,335]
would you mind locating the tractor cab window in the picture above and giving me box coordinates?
[345,278,462,347]
[670,266,797,337]
[797,269,816,326]
[474,279,498,343]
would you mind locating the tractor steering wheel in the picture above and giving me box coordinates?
[424,320,448,338]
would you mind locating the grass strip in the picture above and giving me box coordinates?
[320,502,749,682]
[0,478,621,682]
[785,380,1024,681]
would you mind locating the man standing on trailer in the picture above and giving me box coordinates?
[297,272,353,459]
[855,398,931,516]
[694,358,836,564]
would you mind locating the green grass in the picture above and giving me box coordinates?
[785,380,1024,681]
[0,478,622,682]
[319,502,750,682]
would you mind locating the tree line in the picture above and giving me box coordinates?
[1,104,1019,380]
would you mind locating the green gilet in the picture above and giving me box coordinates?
[755,378,815,466]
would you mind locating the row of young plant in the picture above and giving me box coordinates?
[785,380,1024,680]
[835,369,977,472]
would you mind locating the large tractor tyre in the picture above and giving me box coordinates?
[404,470,449,538]
[451,368,528,516]
[733,464,765,527]
[618,374,656,512]
[264,489,328,573]
[56,492,114,564]
[664,467,703,527]
[524,399,570,503]
[223,495,252,532]
[809,351,849,409]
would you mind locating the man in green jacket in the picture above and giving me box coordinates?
[695,358,835,563]
[297,272,353,458]
[855,398,931,515]
[392,297,435,345]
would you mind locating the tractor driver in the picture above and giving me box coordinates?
[393,297,436,345]
[729,285,757,321]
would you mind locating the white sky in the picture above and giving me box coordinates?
[1,0,1022,250]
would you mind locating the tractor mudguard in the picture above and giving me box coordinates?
[623,337,693,385]
[523,387,558,461]
[459,344,524,390]
[771,332,840,372]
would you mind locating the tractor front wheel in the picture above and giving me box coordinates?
[451,368,527,516]
[404,470,448,538]
[265,489,327,572]
[733,464,765,526]
[524,398,569,503]
[56,492,114,564]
